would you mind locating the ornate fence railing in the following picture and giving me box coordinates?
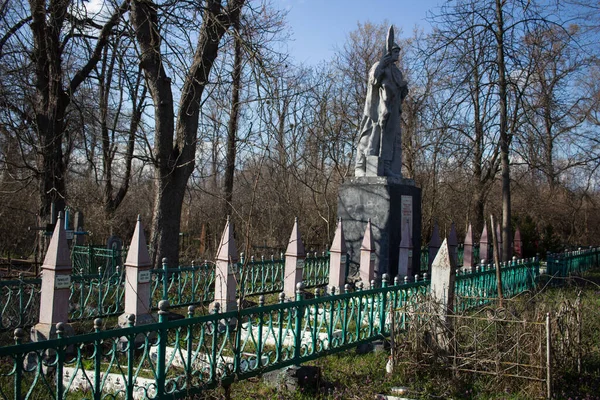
[301,253,330,288]
[418,245,482,273]
[0,276,428,400]
[454,257,540,312]
[0,253,331,332]
[1,249,597,333]
[0,248,597,399]
[238,254,285,296]
[150,260,215,310]
[0,277,41,332]
[71,245,127,275]
[69,268,126,321]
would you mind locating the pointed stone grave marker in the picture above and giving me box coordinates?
[283,218,306,299]
[329,219,347,294]
[212,217,239,312]
[119,216,154,327]
[32,212,74,341]
[359,219,376,284]
[398,219,412,278]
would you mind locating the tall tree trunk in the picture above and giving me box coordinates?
[473,187,486,240]
[222,19,242,220]
[130,0,177,266]
[131,0,245,267]
[28,0,127,222]
[495,0,512,260]
[30,0,69,220]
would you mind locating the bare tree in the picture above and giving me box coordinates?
[428,0,564,259]
[517,25,595,188]
[130,0,245,266]
[0,0,129,261]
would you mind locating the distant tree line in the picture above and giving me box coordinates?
[0,0,598,264]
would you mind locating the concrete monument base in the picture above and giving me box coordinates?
[338,176,422,279]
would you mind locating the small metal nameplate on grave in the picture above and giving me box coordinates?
[138,270,151,284]
[297,259,305,268]
[228,263,238,274]
[66,230,74,240]
[55,275,71,289]
[370,253,376,261]
[340,255,347,264]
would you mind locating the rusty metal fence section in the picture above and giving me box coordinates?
[394,297,552,398]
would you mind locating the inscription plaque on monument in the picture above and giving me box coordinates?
[55,275,71,289]
[138,270,151,284]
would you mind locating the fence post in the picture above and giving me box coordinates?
[257,296,265,368]
[464,223,474,269]
[186,306,195,380]
[480,223,489,264]
[513,227,522,258]
[379,274,389,335]
[429,239,456,349]
[56,322,66,400]
[13,328,25,400]
[93,318,102,400]
[212,217,239,312]
[126,314,135,400]
[276,292,285,362]
[294,282,305,365]
[345,284,353,345]
[156,300,169,397]
[162,257,169,301]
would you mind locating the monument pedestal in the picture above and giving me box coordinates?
[338,176,421,279]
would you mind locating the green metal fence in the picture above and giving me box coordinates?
[546,247,599,280]
[0,276,41,331]
[0,249,597,399]
[71,245,126,275]
[69,268,126,321]
[418,245,482,273]
[239,254,285,296]
[302,253,330,287]
[0,276,428,400]
[148,253,330,311]
[1,248,597,335]
[150,260,215,310]
[454,257,540,312]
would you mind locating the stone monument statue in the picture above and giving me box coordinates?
[355,26,409,178]
[338,25,421,279]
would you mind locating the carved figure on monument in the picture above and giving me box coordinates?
[354,26,409,178]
